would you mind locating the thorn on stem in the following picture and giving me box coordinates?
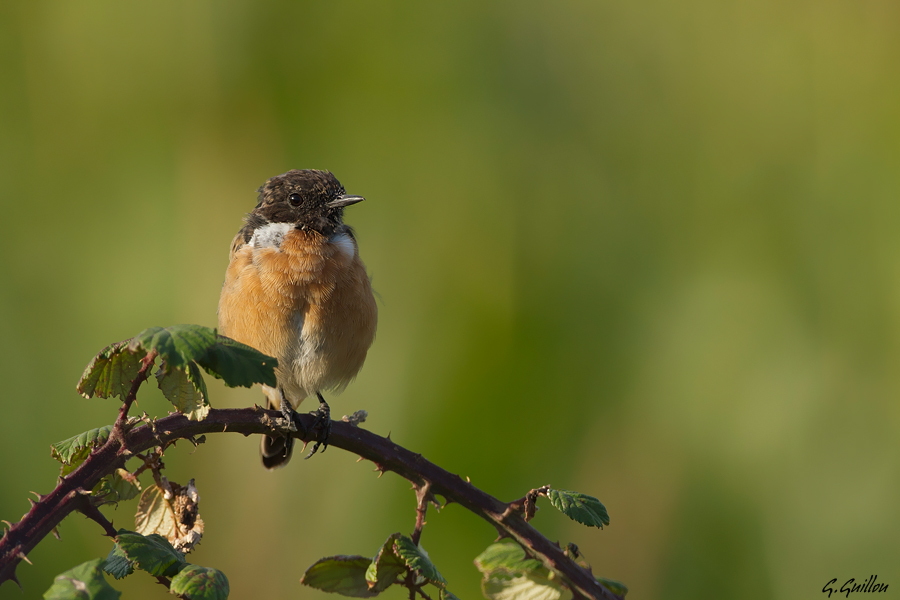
[16,552,32,566]
[493,526,511,542]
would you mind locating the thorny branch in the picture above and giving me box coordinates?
[110,351,157,446]
[0,407,622,600]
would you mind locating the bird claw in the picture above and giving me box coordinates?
[304,394,331,459]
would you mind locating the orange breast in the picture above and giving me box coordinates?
[217,228,377,406]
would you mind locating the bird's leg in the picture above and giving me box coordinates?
[278,387,295,458]
[305,392,331,459]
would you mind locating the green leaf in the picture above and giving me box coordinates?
[474,542,542,575]
[92,477,114,504]
[365,533,406,593]
[106,468,142,501]
[130,324,277,388]
[44,558,121,600]
[393,536,446,589]
[482,570,567,600]
[597,577,628,597]
[130,325,217,370]
[156,362,210,421]
[115,531,186,577]
[77,341,146,400]
[93,468,142,505]
[51,425,112,465]
[169,565,230,600]
[441,590,461,600]
[546,489,609,528]
[196,335,278,388]
[102,544,134,580]
[302,556,379,598]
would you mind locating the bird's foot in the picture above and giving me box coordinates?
[279,391,297,427]
[304,393,331,459]
[277,388,296,458]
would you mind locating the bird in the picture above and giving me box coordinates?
[217,169,378,468]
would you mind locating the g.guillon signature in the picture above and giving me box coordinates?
[824,576,888,598]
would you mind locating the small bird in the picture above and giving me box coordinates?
[217,169,377,468]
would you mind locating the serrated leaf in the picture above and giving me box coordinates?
[134,484,178,541]
[60,447,91,480]
[77,341,147,400]
[441,590,461,600]
[196,335,277,388]
[546,489,609,528]
[156,362,210,421]
[302,555,380,598]
[474,542,542,575]
[597,577,628,597]
[44,558,121,600]
[130,325,277,389]
[476,542,580,600]
[365,532,406,592]
[102,544,134,580]
[482,570,566,600]
[169,565,230,600]
[115,531,186,577]
[393,536,446,589]
[130,325,217,370]
[52,426,113,465]
[134,482,204,552]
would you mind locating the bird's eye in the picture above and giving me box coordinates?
[288,193,302,207]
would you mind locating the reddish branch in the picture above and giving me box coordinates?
[411,481,433,546]
[110,351,157,445]
[0,408,622,600]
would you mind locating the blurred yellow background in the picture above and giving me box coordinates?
[2,1,899,598]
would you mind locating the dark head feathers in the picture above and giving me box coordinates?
[255,169,345,211]
[242,169,362,238]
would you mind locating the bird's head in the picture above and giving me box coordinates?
[250,169,364,236]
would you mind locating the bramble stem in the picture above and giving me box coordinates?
[0,408,621,600]
[111,350,157,446]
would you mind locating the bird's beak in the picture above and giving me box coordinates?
[327,195,365,209]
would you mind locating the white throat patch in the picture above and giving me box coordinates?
[331,232,356,260]
[250,222,294,249]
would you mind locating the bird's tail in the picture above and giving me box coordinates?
[260,395,294,469]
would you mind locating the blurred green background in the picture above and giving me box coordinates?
[2,0,899,598]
